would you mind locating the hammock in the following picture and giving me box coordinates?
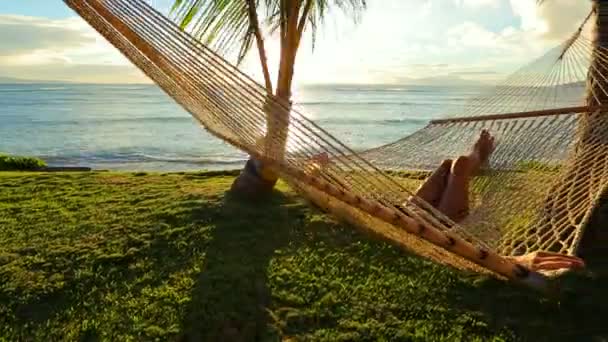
[64,0,608,291]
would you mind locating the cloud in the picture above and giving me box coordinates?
[0,0,593,86]
[0,15,91,55]
[397,63,502,83]
[444,0,590,65]
[447,22,501,48]
[454,0,500,9]
[449,70,499,76]
[223,0,591,86]
[410,63,451,69]
[0,14,147,83]
[510,0,592,40]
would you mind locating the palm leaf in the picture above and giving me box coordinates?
[170,0,367,63]
[170,0,253,64]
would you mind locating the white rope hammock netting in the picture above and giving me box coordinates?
[64,0,608,291]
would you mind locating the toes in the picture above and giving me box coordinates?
[480,129,493,139]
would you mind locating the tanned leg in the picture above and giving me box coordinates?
[434,131,586,272]
[438,129,495,221]
[414,159,452,207]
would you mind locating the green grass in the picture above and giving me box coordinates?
[0,172,607,341]
[0,154,46,171]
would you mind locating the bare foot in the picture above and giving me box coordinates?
[415,159,452,207]
[469,129,495,173]
[507,251,585,272]
[312,152,330,166]
[305,152,329,176]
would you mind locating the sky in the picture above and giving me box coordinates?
[0,0,592,85]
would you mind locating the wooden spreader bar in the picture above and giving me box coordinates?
[430,105,608,125]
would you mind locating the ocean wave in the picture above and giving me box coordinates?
[20,115,427,127]
[95,85,153,91]
[0,88,40,93]
[324,87,436,93]
[0,87,69,93]
[106,86,149,90]
[139,154,247,165]
[0,85,155,94]
[316,117,428,125]
[297,101,436,106]
[26,116,192,125]
[42,152,247,167]
[39,87,67,91]
[0,88,29,92]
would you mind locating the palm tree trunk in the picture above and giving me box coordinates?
[573,0,608,257]
[230,1,303,197]
[265,2,300,160]
[577,1,608,141]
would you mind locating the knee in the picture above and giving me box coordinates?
[452,156,471,176]
[441,159,453,167]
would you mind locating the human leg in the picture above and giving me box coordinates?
[437,130,494,221]
[414,159,452,207]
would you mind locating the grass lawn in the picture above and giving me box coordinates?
[1,171,607,341]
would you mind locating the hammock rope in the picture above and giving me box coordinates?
[63,0,608,291]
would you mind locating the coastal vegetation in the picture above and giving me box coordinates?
[0,154,46,171]
[1,171,607,340]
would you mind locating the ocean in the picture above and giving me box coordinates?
[0,83,483,171]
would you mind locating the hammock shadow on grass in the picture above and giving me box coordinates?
[425,184,608,340]
[178,187,608,341]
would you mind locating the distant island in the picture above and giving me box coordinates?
[0,76,68,84]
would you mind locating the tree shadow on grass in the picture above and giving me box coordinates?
[8,173,608,341]
[178,190,302,341]
[0,186,303,341]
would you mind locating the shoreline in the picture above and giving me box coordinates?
[0,153,245,174]
[37,166,94,172]
[1,167,245,177]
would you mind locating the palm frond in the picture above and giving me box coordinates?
[263,0,366,50]
[303,0,366,50]
[170,0,254,65]
[171,0,367,60]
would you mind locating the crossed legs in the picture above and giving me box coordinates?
[414,130,585,272]
[415,129,494,222]
[308,130,585,273]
